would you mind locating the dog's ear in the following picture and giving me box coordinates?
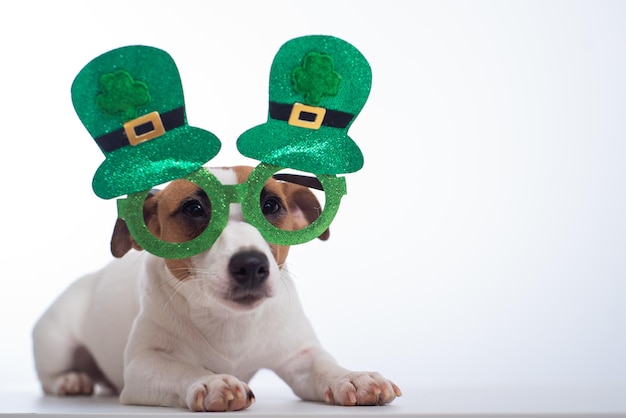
[286,184,330,241]
[110,218,136,258]
[110,190,160,258]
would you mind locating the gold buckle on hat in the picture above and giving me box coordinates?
[288,103,326,130]
[124,111,166,146]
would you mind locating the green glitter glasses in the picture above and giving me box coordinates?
[116,163,347,259]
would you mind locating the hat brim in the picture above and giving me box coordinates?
[237,121,363,175]
[93,126,221,199]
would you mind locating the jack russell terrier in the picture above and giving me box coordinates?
[32,166,401,412]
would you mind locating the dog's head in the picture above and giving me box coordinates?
[111,166,329,311]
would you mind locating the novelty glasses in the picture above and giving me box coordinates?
[116,163,347,259]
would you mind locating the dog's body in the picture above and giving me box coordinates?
[33,166,400,411]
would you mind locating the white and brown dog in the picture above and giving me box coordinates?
[32,166,401,412]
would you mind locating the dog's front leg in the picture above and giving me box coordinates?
[120,349,255,412]
[276,345,401,406]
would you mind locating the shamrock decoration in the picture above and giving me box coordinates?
[97,70,151,121]
[291,52,341,106]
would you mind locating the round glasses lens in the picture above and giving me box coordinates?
[243,164,346,246]
[117,169,229,259]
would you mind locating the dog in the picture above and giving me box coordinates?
[32,166,402,412]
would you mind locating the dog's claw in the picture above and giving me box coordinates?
[191,391,204,412]
[244,390,256,409]
[347,390,357,405]
[324,389,334,404]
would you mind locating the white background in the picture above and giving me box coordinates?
[1,0,625,406]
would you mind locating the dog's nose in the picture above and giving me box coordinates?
[229,251,270,288]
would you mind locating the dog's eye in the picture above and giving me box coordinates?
[262,197,282,216]
[181,200,205,218]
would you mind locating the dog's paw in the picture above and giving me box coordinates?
[186,374,255,412]
[52,372,94,396]
[323,372,402,406]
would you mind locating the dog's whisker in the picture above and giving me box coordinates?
[277,265,297,299]
[160,274,223,310]
[142,275,181,303]
[163,279,188,310]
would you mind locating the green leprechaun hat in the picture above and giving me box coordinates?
[72,45,221,199]
[237,35,372,174]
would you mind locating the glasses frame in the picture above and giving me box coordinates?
[116,163,347,259]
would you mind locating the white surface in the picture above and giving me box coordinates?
[2,384,626,417]
[1,0,626,414]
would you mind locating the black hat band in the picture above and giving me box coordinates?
[269,102,354,130]
[95,106,185,152]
